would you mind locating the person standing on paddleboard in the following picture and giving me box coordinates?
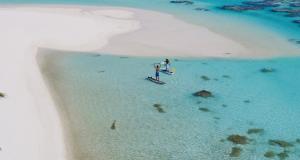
[155,64,160,81]
[165,58,170,71]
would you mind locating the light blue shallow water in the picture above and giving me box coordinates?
[40,51,300,159]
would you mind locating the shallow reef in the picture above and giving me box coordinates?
[224,128,298,159]
[277,150,289,160]
[247,128,264,134]
[169,0,193,5]
[193,90,213,98]
[230,147,242,157]
[268,139,294,148]
[271,8,291,13]
[199,107,210,112]
[290,2,300,7]
[97,70,105,73]
[222,75,230,78]
[263,150,290,159]
[219,5,263,12]
[153,104,166,113]
[200,75,210,81]
[264,151,276,158]
[293,20,300,24]
[242,1,280,7]
[194,7,210,11]
[271,7,300,17]
[219,0,300,27]
[214,117,220,120]
[227,134,249,145]
[222,104,227,107]
[244,100,251,103]
[288,38,300,45]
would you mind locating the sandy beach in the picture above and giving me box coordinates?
[0,4,299,160]
[0,5,139,160]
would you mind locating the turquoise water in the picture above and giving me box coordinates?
[40,51,300,159]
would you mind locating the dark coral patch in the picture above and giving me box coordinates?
[97,70,105,73]
[170,0,193,5]
[214,117,220,120]
[153,104,166,113]
[195,7,210,11]
[153,104,161,108]
[264,151,276,158]
[199,107,210,112]
[293,20,300,24]
[220,5,263,12]
[247,128,264,134]
[230,147,242,157]
[268,139,293,148]
[201,75,210,81]
[193,90,213,98]
[277,151,289,160]
[271,8,291,13]
[227,134,249,145]
[290,3,300,7]
[222,75,231,78]
[244,100,251,103]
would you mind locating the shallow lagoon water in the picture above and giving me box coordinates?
[40,51,300,159]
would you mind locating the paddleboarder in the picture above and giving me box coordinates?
[165,58,170,71]
[155,64,160,81]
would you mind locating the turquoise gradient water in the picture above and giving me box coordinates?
[39,51,300,159]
